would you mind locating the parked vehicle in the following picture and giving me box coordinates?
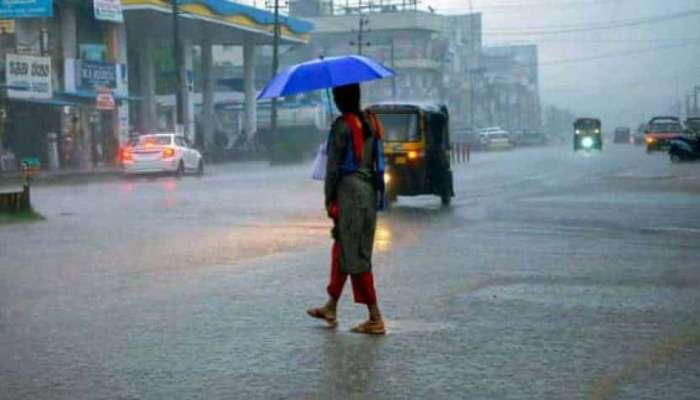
[614,127,631,143]
[369,102,454,207]
[645,116,683,153]
[121,133,204,177]
[573,118,602,151]
[685,117,700,138]
[477,127,513,150]
[669,136,700,163]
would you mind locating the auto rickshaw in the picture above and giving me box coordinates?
[573,118,602,151]
[368,102,455,206]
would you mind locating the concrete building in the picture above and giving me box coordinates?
[480,44,541,133]
[287,0,482,130]
[0,0,131,171]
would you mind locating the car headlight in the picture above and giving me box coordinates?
[594,129,600,134]
[575,129,581,135]
[581,137,594,148]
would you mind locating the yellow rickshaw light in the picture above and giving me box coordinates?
[407,151,420,160]
[645,136,655,144]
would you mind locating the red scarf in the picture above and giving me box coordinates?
[342,111,383,163]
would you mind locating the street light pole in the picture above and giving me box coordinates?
[270,0,280,155]
[350,16,370,56]
[390,37,396,99]
[468,0,476,131]
[172,0,184,134]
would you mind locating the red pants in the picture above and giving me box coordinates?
[326,242,377,305]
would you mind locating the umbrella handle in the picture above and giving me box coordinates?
[325,88,334,125]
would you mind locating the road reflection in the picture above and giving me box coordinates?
[320,331,386,398]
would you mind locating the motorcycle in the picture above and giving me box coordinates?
[668,136,700,163]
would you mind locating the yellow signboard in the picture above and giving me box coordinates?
[0,20,15,34]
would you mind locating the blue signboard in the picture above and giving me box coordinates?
[80,61,117,89]
[0,0,53,19]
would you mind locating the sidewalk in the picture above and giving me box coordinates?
[0,165,122,187]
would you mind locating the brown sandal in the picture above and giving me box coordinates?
[306,307,337,325]
[351,319,386,335]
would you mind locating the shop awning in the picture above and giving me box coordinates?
[56,90,141,103]
[123,0,313,45]
[10,97,78,107]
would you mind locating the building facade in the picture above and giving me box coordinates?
[480,45,541,134]
[287,0,482,130]
[0,0,130,172]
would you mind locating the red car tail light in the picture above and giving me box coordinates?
[121,147,133,162]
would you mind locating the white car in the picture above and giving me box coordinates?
[478,127,513,150]
[121,133,204,176]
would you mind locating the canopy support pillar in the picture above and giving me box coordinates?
[138,36,156,132]
[243,43,258,143]
[178,40,195,143]
[201,38,215,153]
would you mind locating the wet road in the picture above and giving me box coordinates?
[1,144,699,399]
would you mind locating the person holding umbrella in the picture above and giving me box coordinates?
[307,83,386,335]
[258,55,394,335]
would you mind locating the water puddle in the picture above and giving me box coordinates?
[385,319,452,334]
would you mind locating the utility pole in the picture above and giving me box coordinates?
[695,85,699,117]
[270,0,280,155]
[350,16,370,55]
[171,0,184,134]
[468,0,476,131]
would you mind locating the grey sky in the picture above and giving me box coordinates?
[432,0,700,128]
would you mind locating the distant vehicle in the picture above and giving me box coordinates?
[520,131,548,146]
[645,116,683,153]
[613,127,631,143]
[121,133,204,177]
[632,123,646,145]
[668,136,700,163]
[478,127,513,150]
[685,117,700,138]
[573,118,602,151]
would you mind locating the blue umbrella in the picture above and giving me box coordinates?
[257,55,395,100]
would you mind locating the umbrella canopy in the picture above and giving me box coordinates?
[257,55,395,100]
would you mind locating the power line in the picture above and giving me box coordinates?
[437,0,630,12]
[489,38,700,45]
[543,64,700,93]
[483,8,700,35]
[538,41,700,66]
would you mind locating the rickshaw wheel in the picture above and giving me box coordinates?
[385,192,397,209]
[441,192,451,207]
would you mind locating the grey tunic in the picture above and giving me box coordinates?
[324,114,378,275]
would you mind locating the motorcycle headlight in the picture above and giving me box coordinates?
[581,137,594,148]
[384,172,391,184]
